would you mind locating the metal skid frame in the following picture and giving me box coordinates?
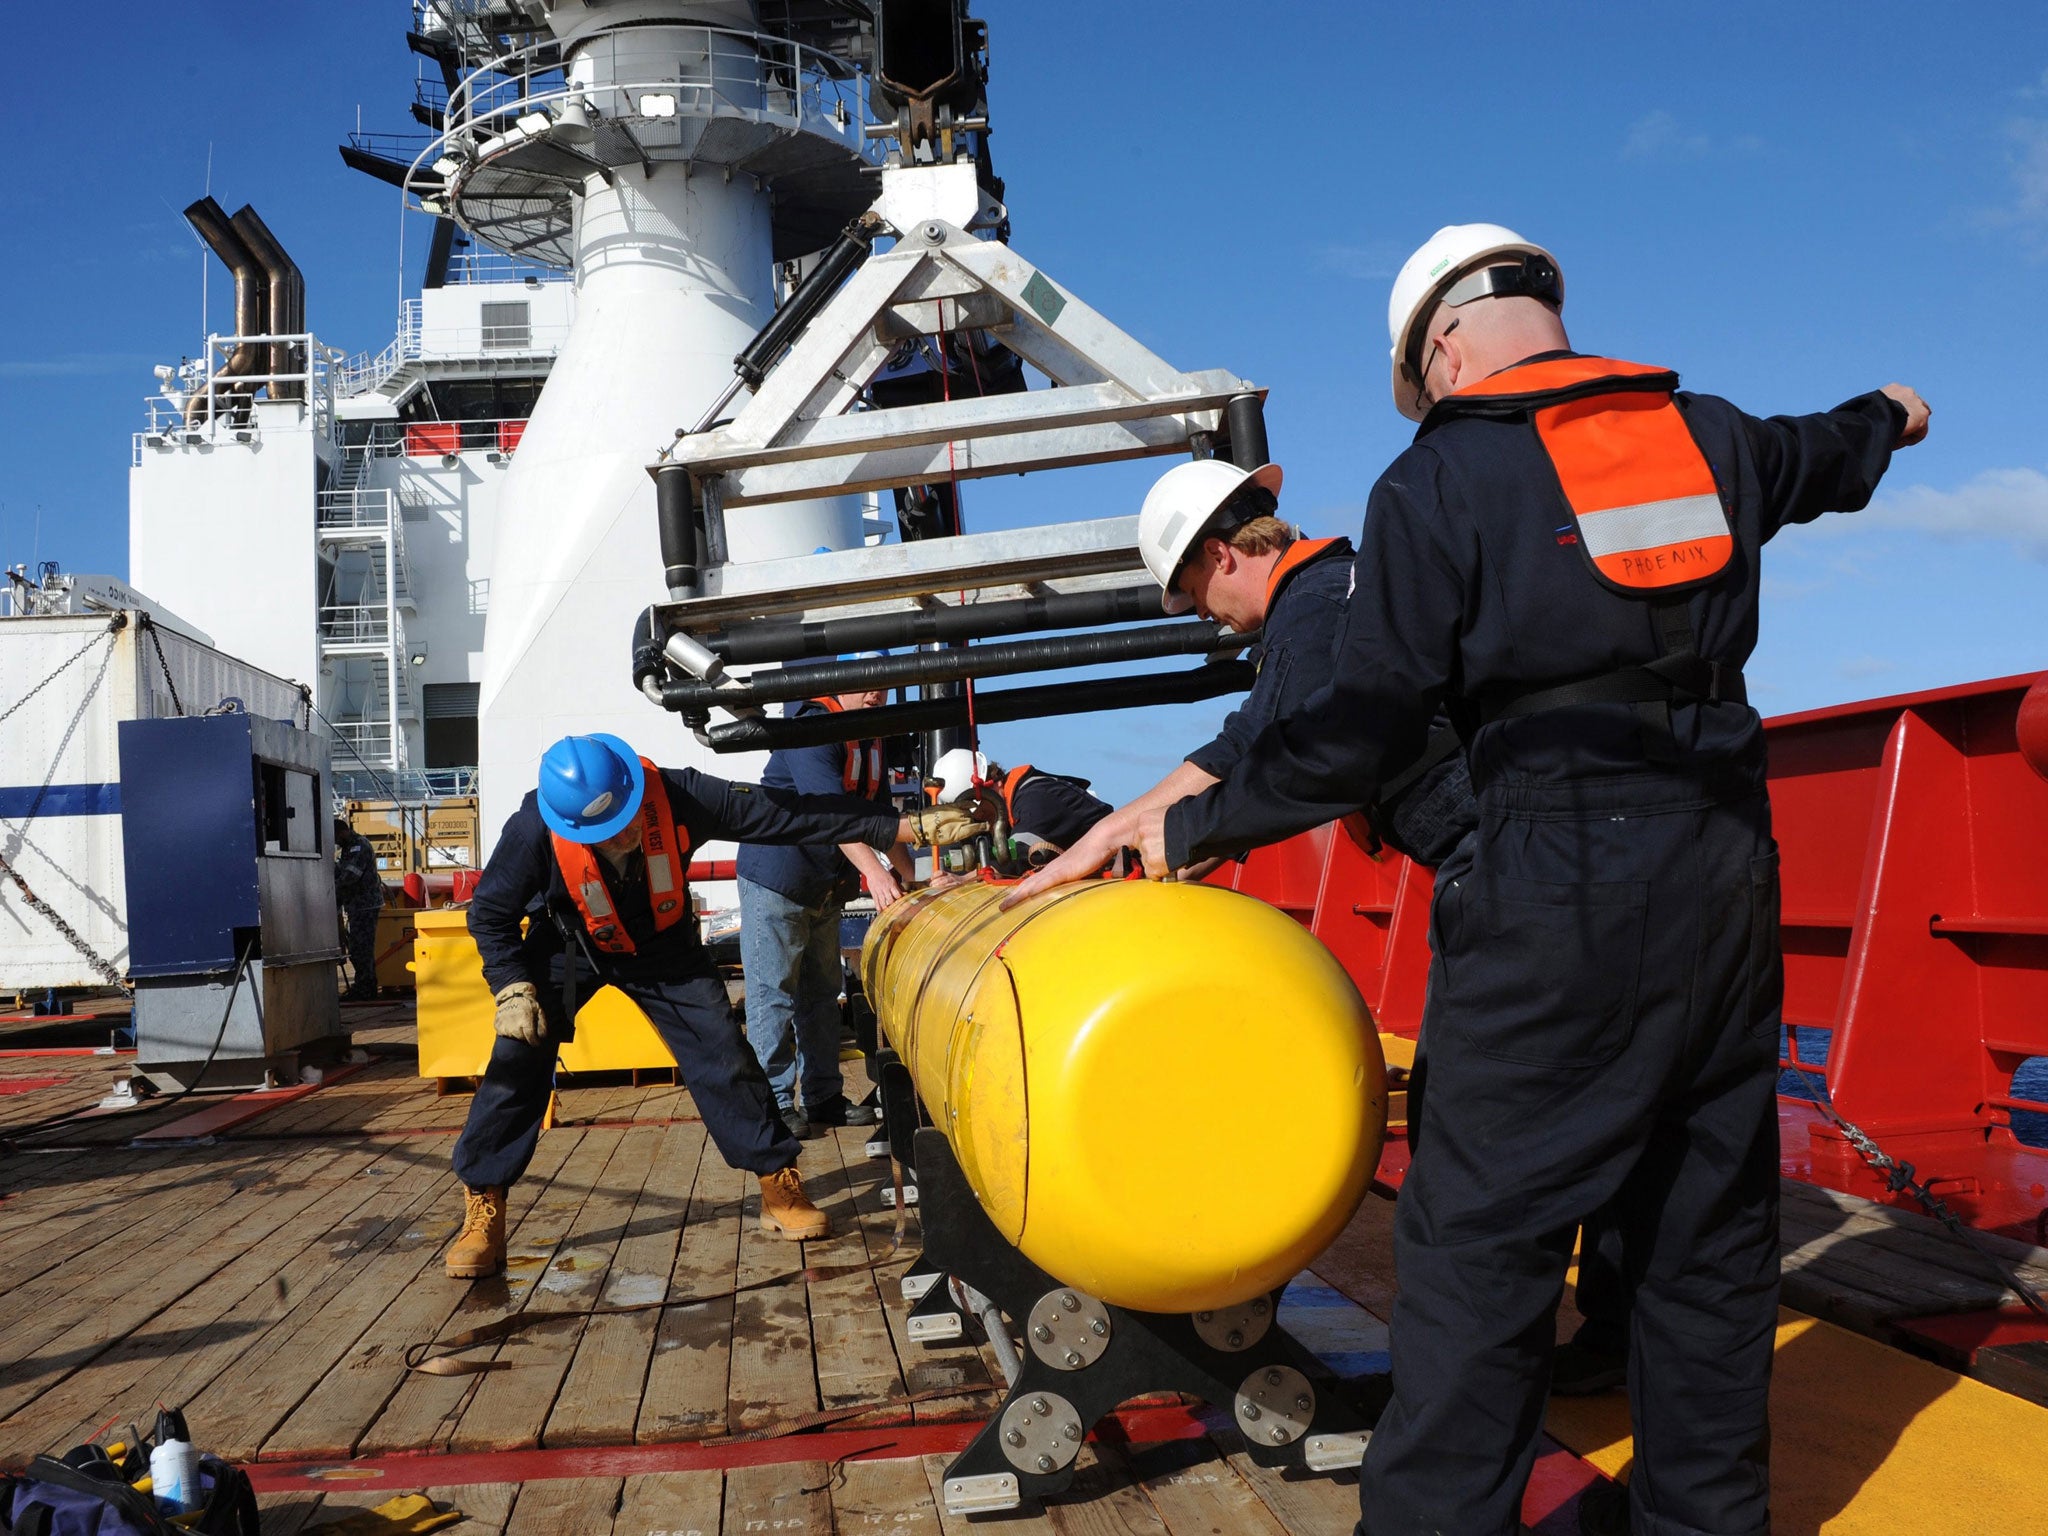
[867,1041,1383,1516]
[641,164,1272,742]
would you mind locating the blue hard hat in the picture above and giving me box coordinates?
[537,733,644,843]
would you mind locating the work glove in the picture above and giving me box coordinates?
[908,804,990,849]
[493,981,546,1046]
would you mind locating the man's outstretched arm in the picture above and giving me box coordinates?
[1014,456,1464,898]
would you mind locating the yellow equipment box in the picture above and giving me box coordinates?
[412,907,679,1079]
[375,907,419,993]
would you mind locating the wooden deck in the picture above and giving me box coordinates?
[3,1000,2047,1534]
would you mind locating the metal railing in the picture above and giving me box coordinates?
[417,316,569,360]
[409,25,877,214]
[317,492,414,614]
[352,417,533,457]
[133,331,338,461]
[317,487,399,530]
[333,298,564,397]
[333,764,480,801]
[332,720,399,766]
[334,302,423,398]
[320,605,396,647]
[445,249,568,286]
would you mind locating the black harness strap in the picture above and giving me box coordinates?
[1378,723,1466,803]
[1478,595,1745,747]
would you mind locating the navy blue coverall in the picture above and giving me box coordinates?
[1184,537,1354,779]
[1166,361,1905,1536]
[1000,767,1112,851]
[453,768,899,1189]
[1190,533,1478,866]
[333,829,384,999]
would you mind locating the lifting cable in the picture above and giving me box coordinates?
[1784,1059,2048,1317]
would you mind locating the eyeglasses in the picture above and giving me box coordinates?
[1417,318,1460,406]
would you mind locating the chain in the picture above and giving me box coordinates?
[0,620,132,990]
[1786,1058,2048,1316]
[143,617,184,716]
[0,857,128,989]
[0,619,119,730]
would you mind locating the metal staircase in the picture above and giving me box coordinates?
[316,487,416,776]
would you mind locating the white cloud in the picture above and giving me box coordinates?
[1836,655,1896,680]
[1859,465,2048,559]
[0,353,156,378]
[1621,110,1712,161]
[1619,112,1765,162]
[1312,242,1404,281]
[2007,117,2048,225]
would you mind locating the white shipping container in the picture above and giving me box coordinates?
[0,613,310,991]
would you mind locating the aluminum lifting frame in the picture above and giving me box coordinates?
[639,160,1278,748]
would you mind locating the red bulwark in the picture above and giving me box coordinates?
[1228,670,2048,1238]
[403,422,461,456]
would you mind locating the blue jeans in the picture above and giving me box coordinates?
[737,877,847,1112]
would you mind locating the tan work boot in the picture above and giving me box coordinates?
[445,1185,507,1277]
[758,1166,830,1240]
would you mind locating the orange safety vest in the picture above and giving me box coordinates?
[998,764,1032,823]
[1262,536,1344,610]
[1442,356,1747,730]
[551,759,692,955]
[1449,356,1732,595]
[809,697,886,798]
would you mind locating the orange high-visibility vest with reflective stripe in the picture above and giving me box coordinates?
[809,697,886,797]
[1451,357,1733,595]
[550,759,692,955]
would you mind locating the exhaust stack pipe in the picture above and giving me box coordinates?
[229,205,305,402]
[182,197,269,423]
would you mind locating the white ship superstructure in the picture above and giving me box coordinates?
[130,0,889,830]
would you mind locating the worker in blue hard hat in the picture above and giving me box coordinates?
[444,732,985,1279]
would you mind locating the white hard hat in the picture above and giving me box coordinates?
[1387,223,1563,423]
[1136,458,1286,614]
[931,747,988,804]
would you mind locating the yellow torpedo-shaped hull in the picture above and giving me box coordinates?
[861,878,1386,1312]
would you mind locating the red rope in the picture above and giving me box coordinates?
[935,296,982,775]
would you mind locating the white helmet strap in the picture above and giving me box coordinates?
[1404,253,1565,381]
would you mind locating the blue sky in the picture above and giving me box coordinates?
[4,4,2045,804]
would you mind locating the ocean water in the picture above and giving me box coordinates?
[1778,1026,2048,1149]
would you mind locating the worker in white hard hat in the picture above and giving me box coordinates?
[1002,456,1357,882]
[929,746,1113,863]
[1017,221,1932,1536]
[1014,449,1482,890]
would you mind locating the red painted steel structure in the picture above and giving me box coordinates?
[1217,670,2048,1237]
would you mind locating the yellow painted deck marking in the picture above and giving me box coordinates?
[1546,1308,2048,1534]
